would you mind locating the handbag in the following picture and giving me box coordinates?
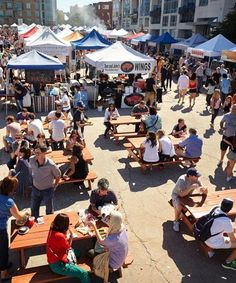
[66,248,77,264]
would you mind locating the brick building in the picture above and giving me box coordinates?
[92,1,113,29]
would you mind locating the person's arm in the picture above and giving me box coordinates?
[65,158,76,177]
[228,231,236,243]
[222,137,233,148]
[90,202,101,215]
[5,125,10,136]
[10,203,30,221]
[53,176,61,190]
[89,220,104,244]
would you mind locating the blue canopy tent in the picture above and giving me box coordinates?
[131,33,153,45]
[6,50,64,113]
[171,33,207,51]
[149,32,178,44]
[7,49,65,70]
[187,34,236,58]
[71,29,111,50]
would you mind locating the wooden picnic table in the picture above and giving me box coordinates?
[180,189,236,231]
[21,120,72,132]
[10,212,106,269]
[110,115,141,133]
[46,148,93,164]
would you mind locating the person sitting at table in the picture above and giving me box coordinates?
[46,213,90,283]
[171,118,187,138]
[73,101,89,138]
[204,198,236,271]
[139,132,159,163]
[63,144,88,188]
[48,112,67,151]
[88,211,128,281]
[131,100,149,132]
[156,130,175,162]
[175,128,203,159]
[89,178,119,216]
[103,103,120,138]
[32,133,51,151]
[25,113,44,143]
[16,108,29,125]
[66,130,85,151]
[0,176,30,281]
[9,147,32,196]
[46,103,66,122]
[143,106,162,134]
[171,168,208,232]
[3,115,21,152]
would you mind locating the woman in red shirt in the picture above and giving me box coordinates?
[46,213,90,283]
[189,73,198,108]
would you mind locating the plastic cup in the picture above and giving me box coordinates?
[28,216,35,227]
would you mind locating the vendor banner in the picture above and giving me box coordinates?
[26,70,55,84]
[101,61,155,74]
[28,45,70,57]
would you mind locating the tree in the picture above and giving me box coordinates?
[211,5,236,43]
[56,10,65,25]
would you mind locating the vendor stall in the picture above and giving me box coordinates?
[171,33,207,51]
[221,47,236,63]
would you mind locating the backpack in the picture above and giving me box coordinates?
[192,206,227,242]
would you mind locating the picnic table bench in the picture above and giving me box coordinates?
[177,189,236,256]
[110,115,141,134]
[46,148,93,165]
[124,136,199,172]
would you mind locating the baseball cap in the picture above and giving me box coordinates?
[186,168,201,177]
[77,101,85,108]
[221,198,233,213]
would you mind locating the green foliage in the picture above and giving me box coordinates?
[56,10,65,25]
[211,6,236,43]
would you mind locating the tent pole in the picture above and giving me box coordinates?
[94,69,97,109]
[6,68,10,115]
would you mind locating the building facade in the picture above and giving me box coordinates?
[0,0,57,26]
[114,0,236,39]
[92,1,113,29]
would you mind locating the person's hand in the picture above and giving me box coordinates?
[200,187,208,195]
[53,184,58,191]
[24,209,31,216]
[88,219,96,227]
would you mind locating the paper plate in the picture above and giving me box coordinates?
[18,226,29,235]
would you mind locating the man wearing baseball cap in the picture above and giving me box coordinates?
[73,101,88,138]
[171,168,208,232]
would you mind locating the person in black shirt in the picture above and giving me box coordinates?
[145,73,156,106]
[13,76,25,111]
[160,65,168,92]
[89,178,118,216]
[73,101,89,138]
[212,68,221,87]
[171,118,187,137]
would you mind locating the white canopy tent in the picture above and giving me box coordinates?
[108,28,128,38]
[84,41,156,74]
[26,28,71,57]
[57,28,73,39]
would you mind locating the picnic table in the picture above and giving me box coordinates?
[10,212,106,269]
[20,120,72,132]
[46,148,93,164]
[110,115,141,134]
[179,189,236,231]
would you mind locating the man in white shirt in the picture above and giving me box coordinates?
[46,104,65,122]
[204,198,236,271]
[177,71,189,105]
[48,112,66,150]
[26,113,44,142]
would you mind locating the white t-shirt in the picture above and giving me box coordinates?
[61,94,71,111]
[159,136,175,156]
[49,119,65,142]
[142,140,159,162]
[178,75,189,90]
[47,111,65,121]
[205,208,233,249]
[28,119,44,139]
[0,66,3,78]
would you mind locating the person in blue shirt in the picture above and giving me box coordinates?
[143,106,162,134]
[220,73,231,104]
[0,176,30,281]
[177,128,203,158]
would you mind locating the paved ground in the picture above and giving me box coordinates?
[0,86,236,283]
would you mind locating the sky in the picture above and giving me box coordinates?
[57,0,110,12]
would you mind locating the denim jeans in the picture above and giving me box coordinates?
[0,229,9,270]
[15,99,23,111]
[31,187,54,219]
[197,76,203,93]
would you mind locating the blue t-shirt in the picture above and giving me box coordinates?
[0,194,14,230]
[179,135,203,158]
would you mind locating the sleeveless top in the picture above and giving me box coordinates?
[189,80,197,90]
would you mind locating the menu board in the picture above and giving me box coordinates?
[25,70,55,84]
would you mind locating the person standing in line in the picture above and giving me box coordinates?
[205,76,216,109]
[220,73,231,105]
[177,71,189,105]
[210,89,221,129]
[166,63,173,91]
[30,145,61,219]
[145,73,156,106]
[195,63,204,94]
[188,73,198,108]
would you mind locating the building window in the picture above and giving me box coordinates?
[26,10,31,17]
[35,11,40,18]
[26,3,31,9]
[162,15,169,26]
[0,11,4,17]
[199,0,208,6]
[18,11,22,17]
[5,10,13,16]
[7,2,13,9]
[140,0,150,17]
[163,0,178,14]
[170,15,177,26]
[144,17,149,27]
[35,2,39,10]
[16,2,22,10]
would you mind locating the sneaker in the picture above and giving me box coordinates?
[222,260,236,271]
[226,176,233,182]
[173,221,180,232]
[217,160,223,167]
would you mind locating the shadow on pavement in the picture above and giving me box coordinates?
[208,167,235,191]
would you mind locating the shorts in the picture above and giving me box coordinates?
[171,194,181,208]
[206,236,232,249]
[227,150,236,162]
[220,136,230,151]
[189,88,197,94]
[4,136,13,144]
[145,91,155,103]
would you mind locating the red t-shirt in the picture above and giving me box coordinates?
[46,230,70,264]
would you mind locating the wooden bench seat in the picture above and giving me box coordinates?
[113,132,145,143]
[12,258,92,283]
[58,171,97,190]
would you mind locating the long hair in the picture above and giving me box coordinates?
[72,143,82,158]
[146,132,157,148]
[50,213,69,234]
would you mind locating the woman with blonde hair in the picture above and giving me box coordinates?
[210,89,221,128]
